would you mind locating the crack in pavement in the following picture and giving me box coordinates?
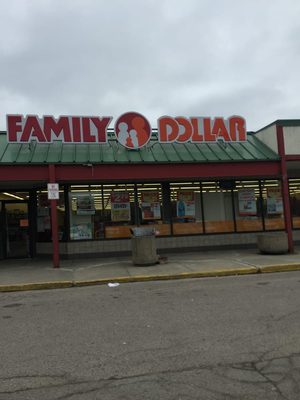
[1,352,300,399]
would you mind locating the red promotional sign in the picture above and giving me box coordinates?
[111,192,130,203]
[111,191,131,222]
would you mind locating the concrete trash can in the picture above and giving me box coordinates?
[257,232,289,254]
[131,227,158,266]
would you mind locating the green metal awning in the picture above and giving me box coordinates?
[0,131,279,165]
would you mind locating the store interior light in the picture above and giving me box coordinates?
[3,192,24,200]
[239,181,258,184]
[102,184,118,187]
[172,182,194,185]
[140,183,161,186]
[242,185,259,188]
[137,188,159,191]
[176,186,199,190]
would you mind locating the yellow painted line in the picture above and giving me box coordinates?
[0,281,73,293]
[259,264,300,273]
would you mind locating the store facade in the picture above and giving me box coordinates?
[0,113,299,266]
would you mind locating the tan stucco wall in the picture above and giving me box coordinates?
[283,126,300,155]
[255,125,278,154]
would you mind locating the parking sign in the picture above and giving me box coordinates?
[47,183,59,200]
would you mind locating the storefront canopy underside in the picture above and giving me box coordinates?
[0,132,278,164]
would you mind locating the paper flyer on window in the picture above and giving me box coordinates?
[238,189,257,216]
[267,187,283,215]
[141,202,161,219]
[177,191,195,217]
[70,223,93,240]
[76,193,95,215]
[141,191,161,219]
[111,192,131,221]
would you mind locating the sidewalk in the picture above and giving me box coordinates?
[1,247,300,292]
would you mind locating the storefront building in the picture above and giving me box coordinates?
[0,113,299,267]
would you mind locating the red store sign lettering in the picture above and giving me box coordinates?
[6,112,247,148]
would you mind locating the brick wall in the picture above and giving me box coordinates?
[36,232,263,257]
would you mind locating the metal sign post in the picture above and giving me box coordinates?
[47,170,60,268]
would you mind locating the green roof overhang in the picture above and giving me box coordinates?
[0,131,279,165]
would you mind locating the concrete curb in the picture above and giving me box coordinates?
[0,267,257,292]
[74,266,258,287]
[0,264,300,293]
[258,263,300,273]
[0,281,73,293]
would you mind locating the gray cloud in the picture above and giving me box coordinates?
[1,0,300,131]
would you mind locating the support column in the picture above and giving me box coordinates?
[276,125,293,253]
[28,189,37,258]
[161,182,173,234]
[48,165,60,267]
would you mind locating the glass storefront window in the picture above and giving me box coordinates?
[289,178,300,229]
[234,180,263,232]
[170,182,203,235]
[261,180,284,230]
[32,178,288,243]
[69,184,136,240]
[202,181,234,233]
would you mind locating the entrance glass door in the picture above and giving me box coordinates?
[5,202,29,258]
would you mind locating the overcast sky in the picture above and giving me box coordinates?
[1,0,300,132]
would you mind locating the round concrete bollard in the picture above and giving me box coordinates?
[257,232,289,254]
[131,235,158,266]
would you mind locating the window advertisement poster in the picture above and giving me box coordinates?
[111,192,131,222]
[70,223,93,240]
[238,189,257,216]
[177,191,195,217]
[267,187,283,215]
[141,191,161,220]
[76,193,95,215]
